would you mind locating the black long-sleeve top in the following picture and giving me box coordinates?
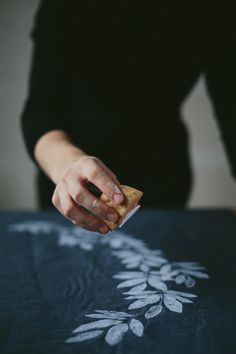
[21,0,236,206]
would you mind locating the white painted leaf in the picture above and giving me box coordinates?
[163,295,183,313]
[175,275,186,284]
[168,290,197,298]
[139,263,150,272]
[113,272,144,279]
[73,319,122,333]
[122,255,142,263]
[129,319,144,337]
[95,310,132,317]
[185,277,196,288]
[105,323,129,346]
[117,277,146,288]
[174,262,204,268]
[66,330,103,343]
[128,300,150,310]
[125,295,161,302]
[183,270,209,279]
[146,260,162,267]
[160,264,172,273]
[80,242,93,251]
[109,238,123,248]
[148,276,168,291]
[128,295,160,310]
[145,304,163,319]
[113,250,134,258]
[124,290,157,295]
[125,261,141,269]
[128,283,147,293]
[86,314,127,320]
[146,255,167,263]
[174,296,193,303]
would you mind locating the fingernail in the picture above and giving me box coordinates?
[114,184,122,194]
[99,225,109,234]
[113,193,123,204]
[107,213,118,222]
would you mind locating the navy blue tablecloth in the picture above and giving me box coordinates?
[0,209,235,354]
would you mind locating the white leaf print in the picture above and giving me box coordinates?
[148,276,168,291]
[86,314,127,320]
[125,294,161,301]
[174,296,193,304]
[175,275,186,284]
[128,295,160,310]
[105,323,129,346]
[146,260,162,267]
[145,304,163,319]
[117,277,146,288]
[146,255,166,264]
[80,242,93,251]
[125,261,141,269]
[167,290,197,298]
[73,319,122,333]
[174,262,206,269]
[160,264,172,273]
[129,319,144,337]
[182,270,209,279]
[109,238,123,248]
[10,221,209,347]
[139,263,150,272]
[122,255,142,263]
[95,310,132,318]
[163,295,183,313]
[128,300,150,310]
[124,290,157,295]
[128,283,147,293]
[113,272,144,280]
[185,277,196,288]
[112,250,134,258]
[66,330,103,343]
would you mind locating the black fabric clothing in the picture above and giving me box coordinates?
[21,0,236,208]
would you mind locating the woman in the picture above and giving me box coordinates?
[21,0,235,233]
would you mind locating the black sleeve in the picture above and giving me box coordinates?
[204,5,236,177]
[20,0,79,161]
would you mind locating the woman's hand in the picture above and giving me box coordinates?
[34,130,124,234]
[52,155,124,234]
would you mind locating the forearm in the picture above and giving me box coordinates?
[34,130,87,184]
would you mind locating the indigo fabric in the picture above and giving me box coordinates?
[0,209,235,354]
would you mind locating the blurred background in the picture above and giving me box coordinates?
[0,0,236,210]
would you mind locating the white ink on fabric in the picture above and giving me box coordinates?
[8,221,209,346]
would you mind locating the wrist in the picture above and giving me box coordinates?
[34,130,87,184]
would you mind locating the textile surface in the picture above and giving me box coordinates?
[0,209,235,354]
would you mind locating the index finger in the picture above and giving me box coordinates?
[82,161,124,204]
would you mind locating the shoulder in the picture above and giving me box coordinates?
[31,0,80,41]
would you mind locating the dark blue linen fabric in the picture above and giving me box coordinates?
[0,209,235,354]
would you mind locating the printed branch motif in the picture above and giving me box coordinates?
[9,221,209,346]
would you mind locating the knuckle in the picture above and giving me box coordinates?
[73,188,85,205]
[89,166,104,181]
[63,203,75,218]
[84,214,99,229]
[79,155,97,168]
[62,172,70,184]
